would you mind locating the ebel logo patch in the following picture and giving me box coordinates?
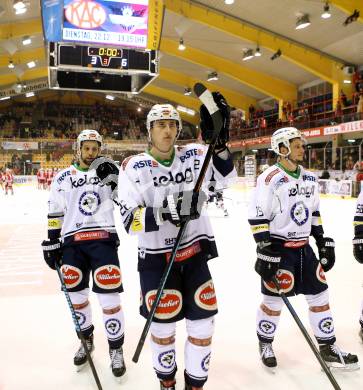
[153,167,193,187]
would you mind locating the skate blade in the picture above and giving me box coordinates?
[324,362,360,372]
[75,362,88,372]
[113,371,127,384]
[261,362,276,374]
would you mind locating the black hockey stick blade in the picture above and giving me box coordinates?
[132,84,224,363]
[272,277,341,390]
[55,264,103,390]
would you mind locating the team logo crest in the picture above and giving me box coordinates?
[258,320,276,335]
[319,317,334,334]
[201,352,211,372]
[79,191,101,216]
[75,311,86,326]
[105,318,121,336]
[290,201,309,226]
[158,350,175,369]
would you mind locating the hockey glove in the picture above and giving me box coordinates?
[42,239,62,270]
[315,236,335,272]
[200,92,230,152]
[161,190,207,226]
[255,241,281,282]
[353,234,363,264]
[90,156,119,192]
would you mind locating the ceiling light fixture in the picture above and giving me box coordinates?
[343,79,352,84]
[13,0,25,10]
[8,61,15,69]
[184,87,192,96]
[321,3,331,19]
[27,61,36,68]
[254,46,262,57]
[15,7,26,14]
[25,92,35,98]
[22,36,31,45]
[343,9,360,26]
[207,71,218,81]
[224,0,234,4]
[137,107,142,112]
[242,49,254,61]
[105,95,115,100]
[0,96,10,101]
[270,49,282,61]
[178,38,186,51]
[296,14,311,30]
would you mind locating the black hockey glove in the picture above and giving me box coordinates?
[315,236,335,272]
[353,234,363,264]
[200,92,230,152]
[42,239,62,270]
[255,241,281,282]
[90,156,119,192]
[161,190,207,226]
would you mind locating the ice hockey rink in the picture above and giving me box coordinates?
[1,184,363,390]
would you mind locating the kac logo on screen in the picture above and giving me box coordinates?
[63,0,149,48]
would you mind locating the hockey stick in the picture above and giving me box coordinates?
[55,264,103,390]
[132,83,223,363]
[272,276,341,390]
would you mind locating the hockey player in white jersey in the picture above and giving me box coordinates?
[115,98,235,390]
[353,187,363,342]
[248,127,358,370]
[41,129,126,379]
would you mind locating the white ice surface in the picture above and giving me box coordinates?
[0,186,362,390]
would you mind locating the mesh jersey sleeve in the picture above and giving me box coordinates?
[117,161,160,235]
[247,175,274,243]
[47,179,65,240]
[354,190,363,236]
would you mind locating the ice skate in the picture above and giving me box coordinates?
[184,384,203,390]
[73,335,94,372]
[319,344,359,371]
[109,346,126,380]
[259,341,277,372]
[160,379,176,390]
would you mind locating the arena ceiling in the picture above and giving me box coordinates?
[0,0,362,125]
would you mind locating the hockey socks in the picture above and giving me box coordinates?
[184,339,211,388]
[256,296,283,343]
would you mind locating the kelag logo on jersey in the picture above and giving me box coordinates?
[79,191,101,216]
[179,148,203,163]
[290,201,309,226]
[288,184,315,198]
[71,174,104,188]
[153,167,193,187]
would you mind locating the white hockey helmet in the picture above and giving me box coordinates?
[77,129,102,155]
[271,127,304,157]
[146,104,182,140]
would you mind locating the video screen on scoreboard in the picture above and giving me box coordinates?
[62,0,149,48]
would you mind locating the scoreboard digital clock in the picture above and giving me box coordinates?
[87,47,123,67]
[51,43,157,74]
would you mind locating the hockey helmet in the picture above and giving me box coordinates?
[146,104,182,140]
[271,127,305,157]
[77,129,102,155]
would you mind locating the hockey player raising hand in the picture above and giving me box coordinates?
[117,99,236,390]
[248,127,358,371]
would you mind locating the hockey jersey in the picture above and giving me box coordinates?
[118,143,236,270]
[248,163,324,243]
[47,164,117,244]
[354,189,363,236]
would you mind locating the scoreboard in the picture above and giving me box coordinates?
[48,42,159,93]
[49,42,157,74]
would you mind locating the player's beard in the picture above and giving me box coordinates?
[81,156,96,167]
